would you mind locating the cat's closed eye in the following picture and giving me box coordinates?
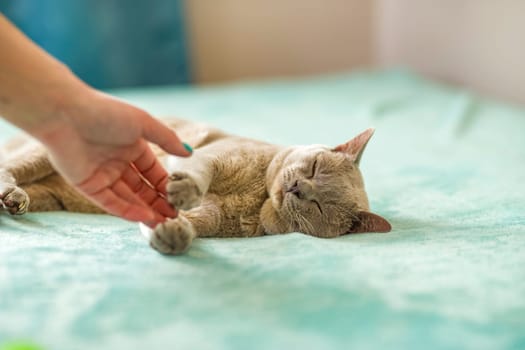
[308,159,318,179]
[312,199,323,214]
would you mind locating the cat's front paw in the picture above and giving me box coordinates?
[150,216,196,255]
[0,185,30,215]
[166,172,202,211]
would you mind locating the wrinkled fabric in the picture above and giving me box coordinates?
[1,70,524,350]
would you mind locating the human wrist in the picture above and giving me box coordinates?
[0,46,89,140]
[18,65,90,145]
[0,14,87,140]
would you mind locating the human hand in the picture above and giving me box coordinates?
[36,87,191,227]
[0,14,193,226]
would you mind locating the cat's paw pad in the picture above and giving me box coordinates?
[150,216,196,255]
[0,185,30,215]
[166,172,202,210]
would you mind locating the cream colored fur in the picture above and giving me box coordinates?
[0,118,391,255]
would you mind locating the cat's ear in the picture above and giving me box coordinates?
[333,128,375,165]
[348,211,391,234]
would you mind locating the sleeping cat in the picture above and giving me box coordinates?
[0,118,391,254]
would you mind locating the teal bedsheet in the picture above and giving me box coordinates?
[1,71,524,350]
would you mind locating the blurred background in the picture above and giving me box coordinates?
[2,0,524,104]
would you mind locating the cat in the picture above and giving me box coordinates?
[0,118,391,254]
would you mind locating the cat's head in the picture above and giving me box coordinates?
[265,128,391,237]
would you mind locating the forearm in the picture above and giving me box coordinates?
[0,14,85,138]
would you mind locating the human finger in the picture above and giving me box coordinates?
[110,180,166,223]
[150,196,178,219]
[75,160,126,194]
[132,144,170,194]
[84,182,155,222]
[141,115,192,157]
[122,164,161,203]
[122,165,177,218]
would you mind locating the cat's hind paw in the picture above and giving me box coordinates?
[150,216,196,255]
[0,185,30,215]
[166,172,202,211]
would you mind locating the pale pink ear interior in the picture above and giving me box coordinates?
[348,211,391,234]
[333,128,375,165]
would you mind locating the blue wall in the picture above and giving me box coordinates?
[1,0,191,89]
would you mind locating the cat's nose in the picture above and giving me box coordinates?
[286,179,313,200]
[286,180,303,199]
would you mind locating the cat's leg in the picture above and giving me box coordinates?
[1,138,54,184]
[150,197,222,255]
[0,139,55,215]
[20,174,103,213]
[149,149,225,254]
[164,151,216,210]
[0,171,30,215]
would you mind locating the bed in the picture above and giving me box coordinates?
[1,70,524,349]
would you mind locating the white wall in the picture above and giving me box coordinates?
[184,0,373,83]
[376,0,525,104]
[185,0,525,105]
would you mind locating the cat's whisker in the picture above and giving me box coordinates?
[294,206,313,234]
[284,199,302,232]
[300,215,315,234]
[282,195,315,234]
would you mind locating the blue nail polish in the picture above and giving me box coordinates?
[183,142,193,153]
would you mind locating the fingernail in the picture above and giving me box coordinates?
[183,142,193,154]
